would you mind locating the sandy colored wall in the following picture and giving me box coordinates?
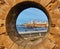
[0,0,60,49]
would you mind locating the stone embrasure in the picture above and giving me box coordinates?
[0,0,60,49]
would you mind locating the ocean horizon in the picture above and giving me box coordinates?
[16,25,48,33]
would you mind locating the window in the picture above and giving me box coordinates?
[6,1,50,42]
[16,7,49,40]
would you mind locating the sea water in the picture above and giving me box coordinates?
[16,26,48,32]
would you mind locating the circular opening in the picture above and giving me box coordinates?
[6,1,50,43]
[16,7,49,40]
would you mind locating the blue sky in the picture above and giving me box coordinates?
[16,8,48,25]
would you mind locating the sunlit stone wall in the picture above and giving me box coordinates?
[0,0,60,49]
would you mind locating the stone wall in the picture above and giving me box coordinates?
[0,0,60,49]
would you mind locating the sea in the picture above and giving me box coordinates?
[16,25,48,32]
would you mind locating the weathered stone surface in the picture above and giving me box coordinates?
[40,0,51,7]
[0,0,60,49]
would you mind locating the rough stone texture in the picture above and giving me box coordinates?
[0,0,60,49]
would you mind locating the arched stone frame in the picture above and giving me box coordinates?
[0,0,60,49]
[6,1,50,43]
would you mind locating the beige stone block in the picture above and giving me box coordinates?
[10,43,18,49]
[43,39,55,49]
[2,35,13,48]
[40,0,51,7]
